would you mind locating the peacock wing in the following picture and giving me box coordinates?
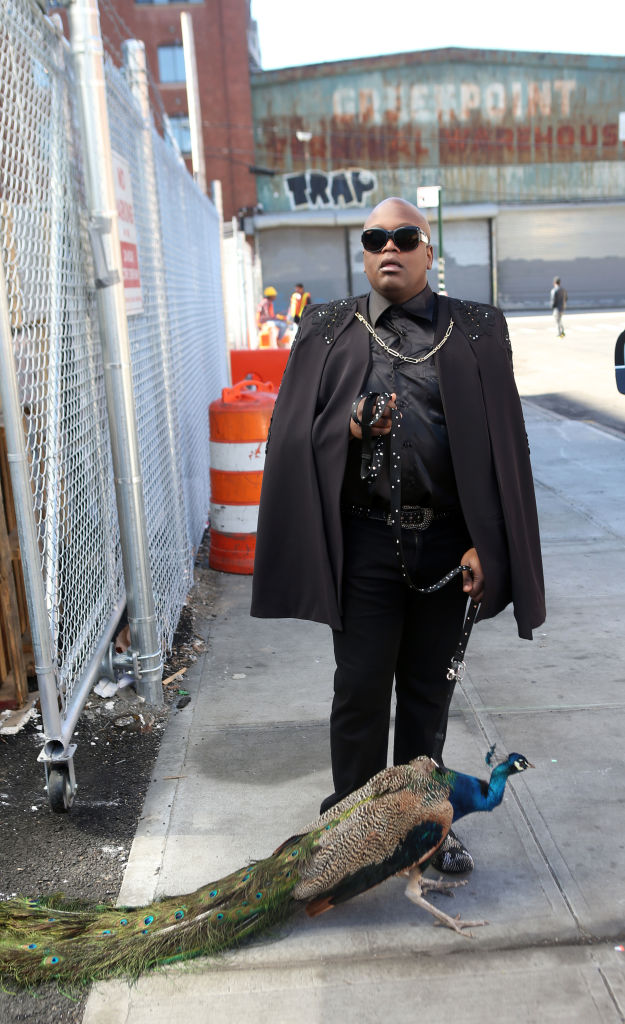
[298,756,440,837]
[294,762,453,914]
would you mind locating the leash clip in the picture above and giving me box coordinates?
[447,659,466,682]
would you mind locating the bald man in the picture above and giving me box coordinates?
[252,197,544,873]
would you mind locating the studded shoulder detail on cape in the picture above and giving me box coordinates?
[308,296,360,344]
[448,297,512,362]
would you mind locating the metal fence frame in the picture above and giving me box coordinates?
[0,0,228,809]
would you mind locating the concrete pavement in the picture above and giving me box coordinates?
[84,399,625,1023]
[508,309,625,437]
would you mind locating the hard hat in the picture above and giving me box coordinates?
[264,286,277,297]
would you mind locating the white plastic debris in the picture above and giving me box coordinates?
[94,680,118,698]
[93,674,136,699]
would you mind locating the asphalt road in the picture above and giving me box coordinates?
[507,308,625,436]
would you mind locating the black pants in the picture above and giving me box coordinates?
[321,513,471,813]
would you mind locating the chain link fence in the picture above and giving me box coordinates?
[0,0,228,802]
[104,55,228,652]
[152,126,226,570]
[0,0,125,718]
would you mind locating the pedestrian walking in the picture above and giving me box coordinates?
[550,276,567,337]
[251,196,545,873]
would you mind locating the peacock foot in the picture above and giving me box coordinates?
[404,868,488,936]
[421,876,468,896]
[432,912,489,934]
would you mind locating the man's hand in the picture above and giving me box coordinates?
[350,393,397,440]
[460,547,485,602]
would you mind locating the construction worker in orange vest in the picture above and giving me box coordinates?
[257,286,280,326]
[287,283,311,324]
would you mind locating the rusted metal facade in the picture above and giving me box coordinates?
[250,48,625,309]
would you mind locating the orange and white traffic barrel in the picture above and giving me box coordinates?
[208,378,277,574]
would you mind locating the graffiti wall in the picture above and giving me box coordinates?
[251,48,625,211]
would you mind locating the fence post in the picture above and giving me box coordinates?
[43,26,68,654]
[232,218,247,348]
[211,179,232,381]
[65,0,162,704]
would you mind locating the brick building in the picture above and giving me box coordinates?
[96,0,259,221]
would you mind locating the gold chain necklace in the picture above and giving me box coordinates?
[355,312,454,364]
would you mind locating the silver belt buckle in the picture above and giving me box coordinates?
[401,505,434,530]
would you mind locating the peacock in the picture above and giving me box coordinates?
[0,749,532,988]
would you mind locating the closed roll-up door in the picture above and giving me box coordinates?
[429,219,491,303]
[497,206,625,310]
[258,227,348,309]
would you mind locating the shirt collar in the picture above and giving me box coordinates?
[368,283,434,326]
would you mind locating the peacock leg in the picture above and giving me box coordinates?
[404,867,488,935]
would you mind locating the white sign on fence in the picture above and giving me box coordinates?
[112,151,143,316]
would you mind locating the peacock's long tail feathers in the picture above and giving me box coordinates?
[0,753,532,988]
[0,833,317,988]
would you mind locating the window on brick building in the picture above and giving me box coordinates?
[168,114,192,156]
[157,43,186,83]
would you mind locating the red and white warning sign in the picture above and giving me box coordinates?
[112,151,143,316]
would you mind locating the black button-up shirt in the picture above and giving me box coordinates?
[342,284,460,511]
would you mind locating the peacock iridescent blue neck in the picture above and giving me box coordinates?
[438,761,513,822]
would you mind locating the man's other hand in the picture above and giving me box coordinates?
[460,547,485,602]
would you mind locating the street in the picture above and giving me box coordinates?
[508,308,625,436]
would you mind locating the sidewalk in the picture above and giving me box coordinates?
[84,402,625,1024]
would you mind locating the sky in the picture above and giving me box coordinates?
[250,0,625,71]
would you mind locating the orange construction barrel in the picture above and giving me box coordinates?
[208,377,277,574]
[258,322,278,348]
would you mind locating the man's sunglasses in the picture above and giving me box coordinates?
[361,226,430,253]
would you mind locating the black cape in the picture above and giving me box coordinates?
[251,293,545,640]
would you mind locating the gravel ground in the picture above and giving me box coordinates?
[0,541,216,1022]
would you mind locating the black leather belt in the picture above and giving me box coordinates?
[342,503,453,531]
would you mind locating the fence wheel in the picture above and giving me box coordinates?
[48,766,74,813]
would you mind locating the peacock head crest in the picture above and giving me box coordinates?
[486,744,534,774]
